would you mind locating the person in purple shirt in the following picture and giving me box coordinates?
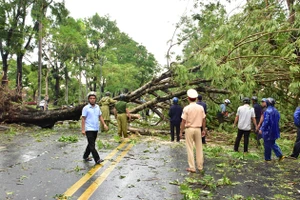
[197,95,207,144]
[168,97,183,142]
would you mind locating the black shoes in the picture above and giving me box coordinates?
[96,159,104,164]
[83,157,93,162]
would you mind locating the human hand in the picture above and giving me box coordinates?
[81,131,86,135]
[258,130,262,134]
[201,130,206,137]
[104,124,108,131]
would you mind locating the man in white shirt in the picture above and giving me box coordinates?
[233,97,257,153]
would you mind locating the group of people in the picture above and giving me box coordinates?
[81,91,130,165]
[232,96,300,162]
[169,90,300,173]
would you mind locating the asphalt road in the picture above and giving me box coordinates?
[0,124,186,200]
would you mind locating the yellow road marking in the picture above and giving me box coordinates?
[78,143,134,200]
[64,141,128,197]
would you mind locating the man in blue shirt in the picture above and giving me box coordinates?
[217,99,231,123]
[259,98,284,161]
[197,95,207,144]
[169,97,182,142]
[81,91,108,164]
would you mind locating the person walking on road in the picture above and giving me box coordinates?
[288,107,300,159]
[197,94,207,144]
[114,94,131,138]
[259,98,285,162]
[180,89,206,173]
[169,97,183,142]
[81,91,108,164]
[252,96,262,146]
[233,97,257,153]
[99,91,117,132]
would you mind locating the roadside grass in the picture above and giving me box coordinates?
[179,124,300,200]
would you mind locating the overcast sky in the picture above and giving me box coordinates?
[64,0,245,66]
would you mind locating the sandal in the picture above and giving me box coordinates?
[186,168,196,173]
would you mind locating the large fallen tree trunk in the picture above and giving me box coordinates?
[0,65,230,128]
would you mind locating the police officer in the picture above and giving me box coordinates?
[180,89,206,173]
[99,91,117,132]
[114,94,131,138]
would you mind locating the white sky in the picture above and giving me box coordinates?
[64,0,245,66]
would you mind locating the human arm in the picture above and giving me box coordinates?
[99,115,108,130]
[233,115,239,127]
[252,117,257,130]
[259,111,269,134]
[126,108,131,121]
[180,119,186,139]
[202,118,206,137]
[81,116,86,135]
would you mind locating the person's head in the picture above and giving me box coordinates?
[243,97,250,104]
[119,93,125,101]
[87,91,97,105]
[105,91,111,96]
[261,98,267,107]
[198,94,202,101]
[251,96,258,103]
[266,97,275,107]
[187,89,198,102]
[224,99,231,105]
[173,97,179,104]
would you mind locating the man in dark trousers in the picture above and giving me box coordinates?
[252,96,262,146]
[197,94,207,144]
[288,107,300,159]
[168,97,183,142]
[81,91,108,165]
[233,97,257,153]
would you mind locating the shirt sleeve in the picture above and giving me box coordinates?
[82,106,87,117]
[181,107,187,120]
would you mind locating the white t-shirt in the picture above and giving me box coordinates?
[236,104,255,131]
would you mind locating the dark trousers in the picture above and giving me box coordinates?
[83,131,100,163]
[234,129,250,152]
[170,123,180,142]
[291,127,300,158]
[264,139,282,160]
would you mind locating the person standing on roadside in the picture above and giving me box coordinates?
[114,94,131,138]
[81,91,108,165]
[257,98,267,130]
[233,97,257,153]
[259,98,285,161]
[197,94,208,144]
[288,107,300,159]
[180,89,206,173]
[169,97,183,142]
[99,91,117,132]
[252,96,262,146]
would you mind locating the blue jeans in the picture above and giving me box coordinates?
[264,139,283,160]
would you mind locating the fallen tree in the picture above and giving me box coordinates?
[0,66,229,129]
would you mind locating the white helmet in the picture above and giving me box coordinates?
[87,91,97,99]
[224,99,231,104]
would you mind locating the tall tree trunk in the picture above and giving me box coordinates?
[16,54,23,97]
[1,53,9,86]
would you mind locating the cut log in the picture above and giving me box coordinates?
[0,105,84,128]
